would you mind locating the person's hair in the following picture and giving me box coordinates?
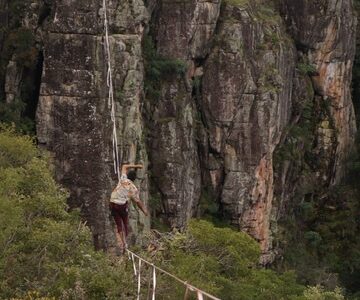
[127,170,137,181]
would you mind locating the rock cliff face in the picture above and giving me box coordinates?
[268,0,357,262]
[199,3,295,262]
[146,0,221,228]
[1,0,356,261]
[36,0,150,250]
[279,0,357,184]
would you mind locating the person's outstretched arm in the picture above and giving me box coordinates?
[133,198,148,216]
[129,187,148,216]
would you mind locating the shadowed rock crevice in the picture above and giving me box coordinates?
[191,55,225,221]
[0,0,47,132]
[37,0,53,26]
[22,50,44,125]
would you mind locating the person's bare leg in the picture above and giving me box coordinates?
[116,230,125,249]
[117,219,128,253]
[122,229,128,250]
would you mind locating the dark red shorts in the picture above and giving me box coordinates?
[110,202,129,237]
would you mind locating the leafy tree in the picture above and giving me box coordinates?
[0,126,135,299]
[302,285,344,300]
[142,220,344,300]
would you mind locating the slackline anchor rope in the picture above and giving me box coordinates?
[127,249,221,300]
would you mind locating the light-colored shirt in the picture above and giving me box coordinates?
[110,174,140,205]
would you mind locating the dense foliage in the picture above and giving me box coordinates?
[0,127,346,299]
[140,220,344,300]
[0,126,135,299]
[148,220,303,299]
[277,183,360,297]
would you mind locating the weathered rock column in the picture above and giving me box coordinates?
[147,0,221,229]
[279,0,357,184]
[36,0,150,250]
[201,2,296,262]
[270,0,357,263]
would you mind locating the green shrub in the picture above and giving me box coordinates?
[145,220,307,299]
[0,97,35,134]
[0,127,347,299]
[0,124,37,168]
[141,220,345,299]
[278,182,360,295]
[225,0,250,7]
[297,63,317,76]
[274,97,316,165]
[302,285,344,300]
[0,126,135,299]
[143,36,187,100]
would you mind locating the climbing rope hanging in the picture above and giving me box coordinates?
[102,0,120,181]
[102,1,221,299]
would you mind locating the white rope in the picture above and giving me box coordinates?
[183,286,189,300]
[102,0,120,181]
[131,253,137,276]
[197,291,204,300]
[126,249,221,300]
[152,265,156,300]
[137,258,142,300]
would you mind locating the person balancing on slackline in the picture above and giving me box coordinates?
[109,163,148,253]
